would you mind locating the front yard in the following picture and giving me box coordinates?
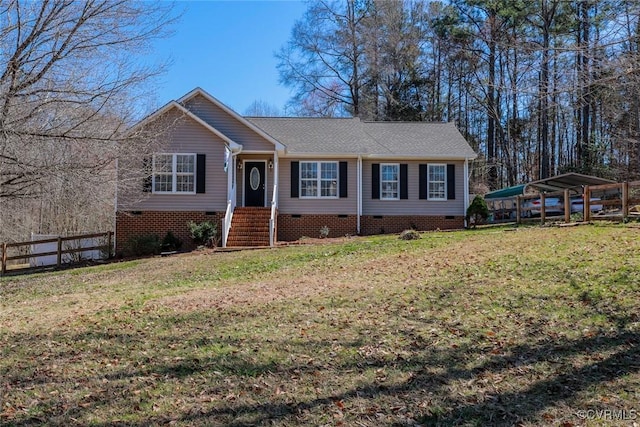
[1,224,639,426]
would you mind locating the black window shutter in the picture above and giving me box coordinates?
[339,161,348,198]
[196,154,206,194]
[291,161,299,198]
[400,164,408,199]
[372,163,380,199]
[142,157,152,193]
[447,164,456,200]
[419,164,427,199]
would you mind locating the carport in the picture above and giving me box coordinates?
[484,173,617,223]
[485,173,615,200]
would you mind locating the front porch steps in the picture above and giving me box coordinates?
[226,207,272,247]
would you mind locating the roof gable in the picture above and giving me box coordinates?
[129,101,241,151]
[179,88,285,152]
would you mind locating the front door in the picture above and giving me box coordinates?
[244,161,266,207]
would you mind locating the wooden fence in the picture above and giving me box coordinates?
[486,181,640,225]
[1,231,113,275]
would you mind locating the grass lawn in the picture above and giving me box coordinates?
[1,224,639,426]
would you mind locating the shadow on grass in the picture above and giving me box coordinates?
[2,321,638,427]
[168,331,638,427]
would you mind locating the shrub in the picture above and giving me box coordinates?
[124,233,161,257]
[399,229,421,240]
[188,221,218,247]
[161,231,182,252]
[319,225,330,238]
[466,195,489,228]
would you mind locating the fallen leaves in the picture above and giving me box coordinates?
[1,226,639,426]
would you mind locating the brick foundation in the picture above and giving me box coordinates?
[277,214,358,241]
[117,211,465,250]
[276,213,465,241]
[360,215,464,236]
[116,211,224,254]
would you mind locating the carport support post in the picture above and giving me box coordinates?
[564,189,570,223]
[516,195,522,224]
[540,193,546,224]
[584,186,591,222]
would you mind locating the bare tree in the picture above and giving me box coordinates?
[276,0,370,117]
[244,100,282,117]
[0,0,177,242]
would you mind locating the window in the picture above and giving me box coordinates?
[153,153,196,193]
[380,163,399,200]
[300,161,338,198]
[428,164,446,200]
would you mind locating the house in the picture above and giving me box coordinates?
[115,88,477,251]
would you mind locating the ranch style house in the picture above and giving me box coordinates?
[115,88,477,251]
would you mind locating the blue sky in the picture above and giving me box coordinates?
[151,1,307,115]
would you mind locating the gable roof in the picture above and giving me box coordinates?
[179,88,285,152]
[128,100,241,151]
[247,117,476,160]
[134,87,476,160]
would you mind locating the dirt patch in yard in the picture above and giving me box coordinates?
[151,229,520,313]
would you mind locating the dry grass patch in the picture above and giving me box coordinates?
[1,224,639,426]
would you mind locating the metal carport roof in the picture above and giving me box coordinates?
[484,173,616,199]
[484,184,527,199]
[525,173,615,192]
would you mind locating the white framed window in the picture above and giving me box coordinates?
[153,153,196,194]
[428,164,446,200]
[300,161,338,198]
[380,163,399,200]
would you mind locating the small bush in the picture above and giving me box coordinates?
[161,231,182,252]
[399,229,421,240]
[466,195,489,228]
[319,225,330,239]
[188,221,218,247]
[124,233,161,257]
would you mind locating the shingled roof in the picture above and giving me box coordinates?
[246,117,476,160]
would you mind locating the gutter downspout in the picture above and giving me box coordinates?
[357,155,362,235]
[113,158,118,256]
[464,158,470,228]
[270,151,279,247]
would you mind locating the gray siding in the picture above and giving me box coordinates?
[183,94,275,152]
[362,160,465,216]
[122,111,228,212]
[278,158,358,214]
